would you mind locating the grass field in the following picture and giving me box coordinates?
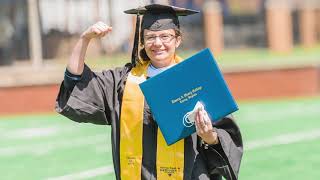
[1,96,319,180]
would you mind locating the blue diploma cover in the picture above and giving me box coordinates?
[139,48,238,145]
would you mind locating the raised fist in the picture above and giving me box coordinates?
[80,21,112,40]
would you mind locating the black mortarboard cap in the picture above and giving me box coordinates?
[124,4,199,66]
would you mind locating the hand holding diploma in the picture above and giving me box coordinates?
[195,105,219,145]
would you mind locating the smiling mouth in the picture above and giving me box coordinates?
[152,50,165,54]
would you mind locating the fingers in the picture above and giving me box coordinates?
[92,27,102,35]
[195,109,213,136]
[198,109,206,129]
[195,109,200,131]
[203,110,212,126]
[82,21,112,39]
[195,109,207,134]
[195,109,218,144]
[92,22,112,37]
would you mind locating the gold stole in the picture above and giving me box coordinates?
[120,57,184,180]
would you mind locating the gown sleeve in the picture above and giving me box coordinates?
[55,64,131,125]
[200,115,243,180]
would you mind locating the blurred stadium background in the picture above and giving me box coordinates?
[0,0,319,179]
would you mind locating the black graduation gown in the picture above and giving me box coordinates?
[55,64,243,180]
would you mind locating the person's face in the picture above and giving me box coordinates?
[143,29,181,68]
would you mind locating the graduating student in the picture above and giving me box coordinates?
[56,4,243,180]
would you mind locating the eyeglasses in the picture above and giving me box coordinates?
[144,34,176,44]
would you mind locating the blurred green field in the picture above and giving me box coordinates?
[0,96,319,180]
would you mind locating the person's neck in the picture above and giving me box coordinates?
[151,57,175,68]
[147,61,175,78]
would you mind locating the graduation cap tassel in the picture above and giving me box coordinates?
[131,14,140,67]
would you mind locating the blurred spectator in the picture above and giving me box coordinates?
[169,0,204,50]
[0,0,14,65]
[11,0,29,61]
[219,0,230,16]
[171,0,201,10]
[170,0,228,14]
